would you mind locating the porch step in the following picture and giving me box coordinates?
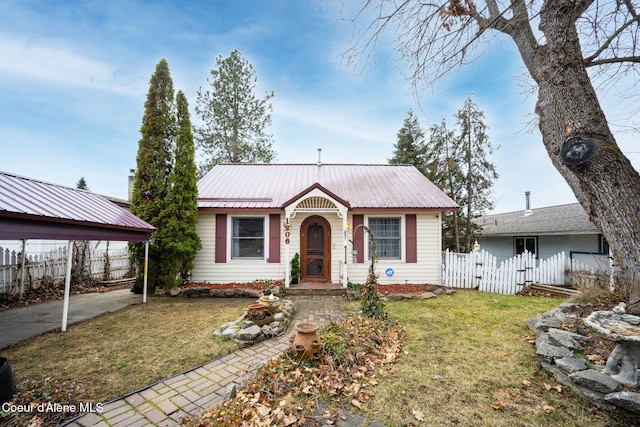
[283,283,346,296]
[284,288,346,296]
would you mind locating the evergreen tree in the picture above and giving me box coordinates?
[388,109,428,176]
[455,95,498,251]
[156,91,202,287]
[426,118,465,251]
[75,177,89,191]
[130,58,175,293]
[195,49,276,176]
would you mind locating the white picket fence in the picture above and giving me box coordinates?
[0,244,132,295]
[443,250,597,295]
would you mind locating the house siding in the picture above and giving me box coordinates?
[192,211,443,285]
[347,212,441,285]
[479,234,602,263]
[192,211,285,283]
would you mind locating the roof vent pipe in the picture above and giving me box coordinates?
[524,191,533,216]
[317,148,322,166]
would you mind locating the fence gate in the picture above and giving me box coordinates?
[443,250,566,295]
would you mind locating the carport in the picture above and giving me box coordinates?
[0,171,155,331]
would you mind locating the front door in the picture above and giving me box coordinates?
[300,216,331,282]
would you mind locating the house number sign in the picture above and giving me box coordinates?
[284,219,291,245]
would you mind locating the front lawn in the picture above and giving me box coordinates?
[360,291,635,426]
[1,297,247,425]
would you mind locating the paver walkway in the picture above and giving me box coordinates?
[62,296,343,427]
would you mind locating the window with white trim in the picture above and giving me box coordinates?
[368,217,401,259]
[231,217,265,259]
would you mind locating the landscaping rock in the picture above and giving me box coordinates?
[558,302,576,313]
[169,287,181,296]
[237,325,262,341]
[555,357,588,374]
[535,334,573,362]
[569,369,621,394]
[604,391,640,415]
[547,328,586,350]
[421,292,437,299]
[212,299,295,342]
[529,315,561,333]
[221,327,238,338]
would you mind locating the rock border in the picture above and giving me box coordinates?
[528,302,640,416]
[212,299,295,347]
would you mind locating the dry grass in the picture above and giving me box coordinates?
[345,290,636,427]
[2,297,248,402]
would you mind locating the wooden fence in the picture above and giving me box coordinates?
[442,250,605,295]
[0,244,132,295]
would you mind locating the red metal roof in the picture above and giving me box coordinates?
[0,171,155,241]
[198,164,458,210]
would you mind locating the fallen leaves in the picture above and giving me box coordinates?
[185,314,405,426]
[412,409,426,421]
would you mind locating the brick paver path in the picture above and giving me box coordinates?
[62,295,343,427]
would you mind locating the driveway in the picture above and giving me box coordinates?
[0,288,141,349]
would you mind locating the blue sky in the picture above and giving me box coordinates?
[1,0,637,214]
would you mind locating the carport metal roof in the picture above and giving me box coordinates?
[0,171,155,332]
[0,171,155,241]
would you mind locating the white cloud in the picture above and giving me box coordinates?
[0,33,141,95]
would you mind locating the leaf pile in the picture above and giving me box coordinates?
[0,377,89,426]
[185,314,405,426]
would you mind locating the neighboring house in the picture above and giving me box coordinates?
[475,201,609,264]
[192,163,458,287]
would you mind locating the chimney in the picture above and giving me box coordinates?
[317,148,322,166]
[524,191,533,216]
[128,169,135,202]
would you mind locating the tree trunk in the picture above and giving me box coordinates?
[516,3,640,312]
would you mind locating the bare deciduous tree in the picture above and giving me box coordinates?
[342,0,640,312]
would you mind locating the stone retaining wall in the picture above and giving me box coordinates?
[528,302,640,416]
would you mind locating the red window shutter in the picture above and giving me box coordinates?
[406,214,417,263]
[353,214,364,263]
[215,214,227,263]
[269,214,281,263]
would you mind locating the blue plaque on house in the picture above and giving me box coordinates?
[385,268,394,277]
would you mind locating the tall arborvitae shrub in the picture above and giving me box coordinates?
[130,58,175,293]
[156,91,202,288]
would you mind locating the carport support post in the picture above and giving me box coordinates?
[61,240,74,332]
[143,240,149,303]
[19,239,26,299]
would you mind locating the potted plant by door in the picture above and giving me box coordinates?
[291,252,300,284]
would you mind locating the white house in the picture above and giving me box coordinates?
[191,163,458,287]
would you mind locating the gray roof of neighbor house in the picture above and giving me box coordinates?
[476,203,599,236]
[197,163,459,210]
[0,171,155,241]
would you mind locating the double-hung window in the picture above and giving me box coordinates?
[232,217,265,259]
[368,217,401,260]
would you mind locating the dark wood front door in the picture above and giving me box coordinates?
[300,216,331,282]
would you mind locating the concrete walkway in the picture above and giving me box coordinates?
[62,295,344,427]
[0,288,141,349]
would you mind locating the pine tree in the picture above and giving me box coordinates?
[455,95,498,251]
[130,58,175,293]
[156,91,202,287]
[75,177,89,191]
[426,118,465,251]
[195,49,276,176]
[388,109,428,176]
